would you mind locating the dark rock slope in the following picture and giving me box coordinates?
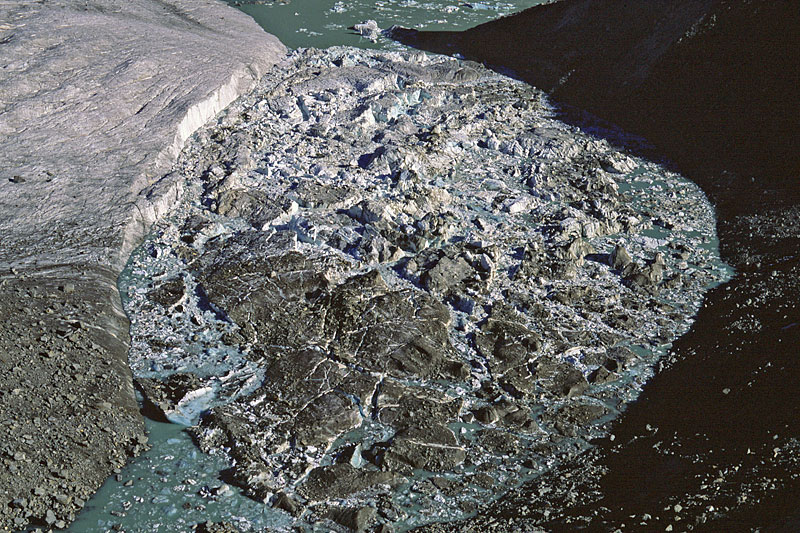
[393,1,800,530]
[391,0,800,185]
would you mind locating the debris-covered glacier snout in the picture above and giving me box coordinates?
[123,46,727,531]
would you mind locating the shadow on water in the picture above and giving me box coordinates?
[391,1,800,529]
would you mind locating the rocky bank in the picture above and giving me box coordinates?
[0,0,285,529]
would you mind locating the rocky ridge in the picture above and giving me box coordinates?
[123,47,726,531]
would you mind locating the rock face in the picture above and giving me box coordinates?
[0,0,285,529]
[123,47,725,531]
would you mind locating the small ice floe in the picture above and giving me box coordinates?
[329,1,347,14]
[351,20,381,42]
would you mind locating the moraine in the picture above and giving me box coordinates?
[71,46,729,532]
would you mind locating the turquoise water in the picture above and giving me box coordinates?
[67,417,293,532]
[227,0,547,49]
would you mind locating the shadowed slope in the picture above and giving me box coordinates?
[391,0,800,186]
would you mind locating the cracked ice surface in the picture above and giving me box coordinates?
[119,47,729,532]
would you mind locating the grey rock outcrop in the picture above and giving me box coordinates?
[0,0,285,528]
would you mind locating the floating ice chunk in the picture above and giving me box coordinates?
[352,20,381,42]
[603,154,638,174]
[636,235,669,249]
[329,2,347,14]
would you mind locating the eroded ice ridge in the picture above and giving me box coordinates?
[121,47,728,532]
